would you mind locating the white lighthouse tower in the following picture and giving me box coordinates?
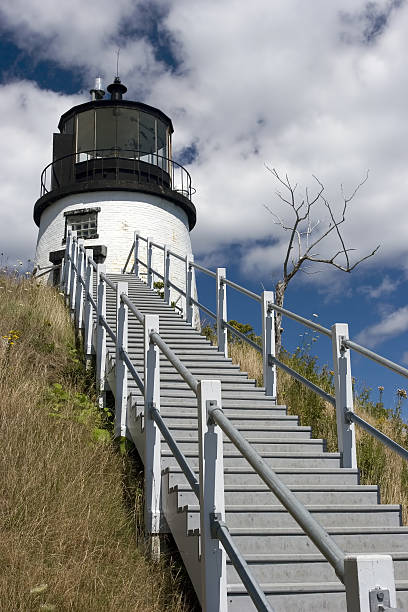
[33,76,197,307]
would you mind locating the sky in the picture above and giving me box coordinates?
[0,0,407,416]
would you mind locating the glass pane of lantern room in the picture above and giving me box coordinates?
[157,120,167,170]
[95,108,116,156]
[76,110,95,161]
[139,112,156,163]
[116,108,138,157]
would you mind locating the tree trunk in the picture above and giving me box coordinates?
[274,280,286,357]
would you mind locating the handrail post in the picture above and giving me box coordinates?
[197,380,227,612]
[75,240,85,329]
[96,264,107,409]
[64,231,72,298]
[60,255,65,292]
[69,231,78,314]
[331,323,357,469]
[262,291,277,399]
[185,254,194,325]
[216,268,228,357]
[144,314,162,559]
[147,237,153,288]
[115,282,128,438]
[344,554,398,612]
[83,250,93,366]
[163,245,170,304]
[134,230,140,277]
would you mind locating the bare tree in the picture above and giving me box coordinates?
[265,167,379,356]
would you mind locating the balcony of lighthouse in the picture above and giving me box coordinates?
[34,100,196,232]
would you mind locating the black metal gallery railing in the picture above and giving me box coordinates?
[40,149,195,201]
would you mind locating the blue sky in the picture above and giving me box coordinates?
[0,0,407,417]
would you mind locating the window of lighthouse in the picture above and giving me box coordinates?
[76,110,95,159]
[74,108,170,165]
[64,208,99,241]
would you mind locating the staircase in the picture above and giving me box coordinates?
[103,273,408,611]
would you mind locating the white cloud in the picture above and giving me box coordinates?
[356,305,408,347]
[359,275,400,299]
[402,351,408,365]
[1,0,408,280]
[0,81,81,261]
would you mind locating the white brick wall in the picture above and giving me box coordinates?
[35,191,198,323]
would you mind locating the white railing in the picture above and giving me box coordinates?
[60,229,405,612]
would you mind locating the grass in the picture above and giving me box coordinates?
[203,324,408,525]
[0,273,195,611]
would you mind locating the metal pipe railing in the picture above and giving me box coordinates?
[211,516,274,612]
[121,348,144,394]
[208,403,346,582]
[343,339,408,379]
[223,277,262,303]
[190,297,217,320]
[269,303,331,337]
[168,279,186,298]
[151,406,200,498]
[99,315,117,343]
[191,261,217,279]
[270,356,336,406]
[167,248,187,263]
[121,294,145,324]
[150,331,198,394]
[100,272,116,291]
[222,319,263,353]
[346,411,408,462]
[122,242,135,273]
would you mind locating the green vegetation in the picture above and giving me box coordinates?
[203,320,408,523]
[0,273,194,611]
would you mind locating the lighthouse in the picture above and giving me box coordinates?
[33,76,197,310]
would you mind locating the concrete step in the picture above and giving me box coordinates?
[183,504,402,529]
[226,526,408,555]
[158,398,282,408]
[173,483,378,506]
[161,450,341,469]
[166,425,313,439]
[164,466,360,487]
[226,581,408,612]
[164,438,325,454]
[226,552,408,584]
[160,413,298,428]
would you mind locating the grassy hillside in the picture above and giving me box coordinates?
[0,273,194,611]
[205,324,408,524]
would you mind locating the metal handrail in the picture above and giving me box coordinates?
[100,272,116,291]
[190,297,217,320]
[211,517,273,612]
[168,279,186,298]
[270,356,336,407]
[149,241,165,251]
[40,148,195,200]
[190,261,217,279]
[34,264,61,279]
[121,294,145,324]
[151,406,200,498]
[167,248,187,263]
[120,348,144,394]
[122,243,135,274]
[343,339,408,379]
[346,411,408,462]
[208,402,346,582]
[223,277,262,303]
[99,315,117,343]
[150,331,198,394]
[223,320,263,353]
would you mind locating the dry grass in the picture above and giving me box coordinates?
[227,340,408,524]
[0,273,195,612]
